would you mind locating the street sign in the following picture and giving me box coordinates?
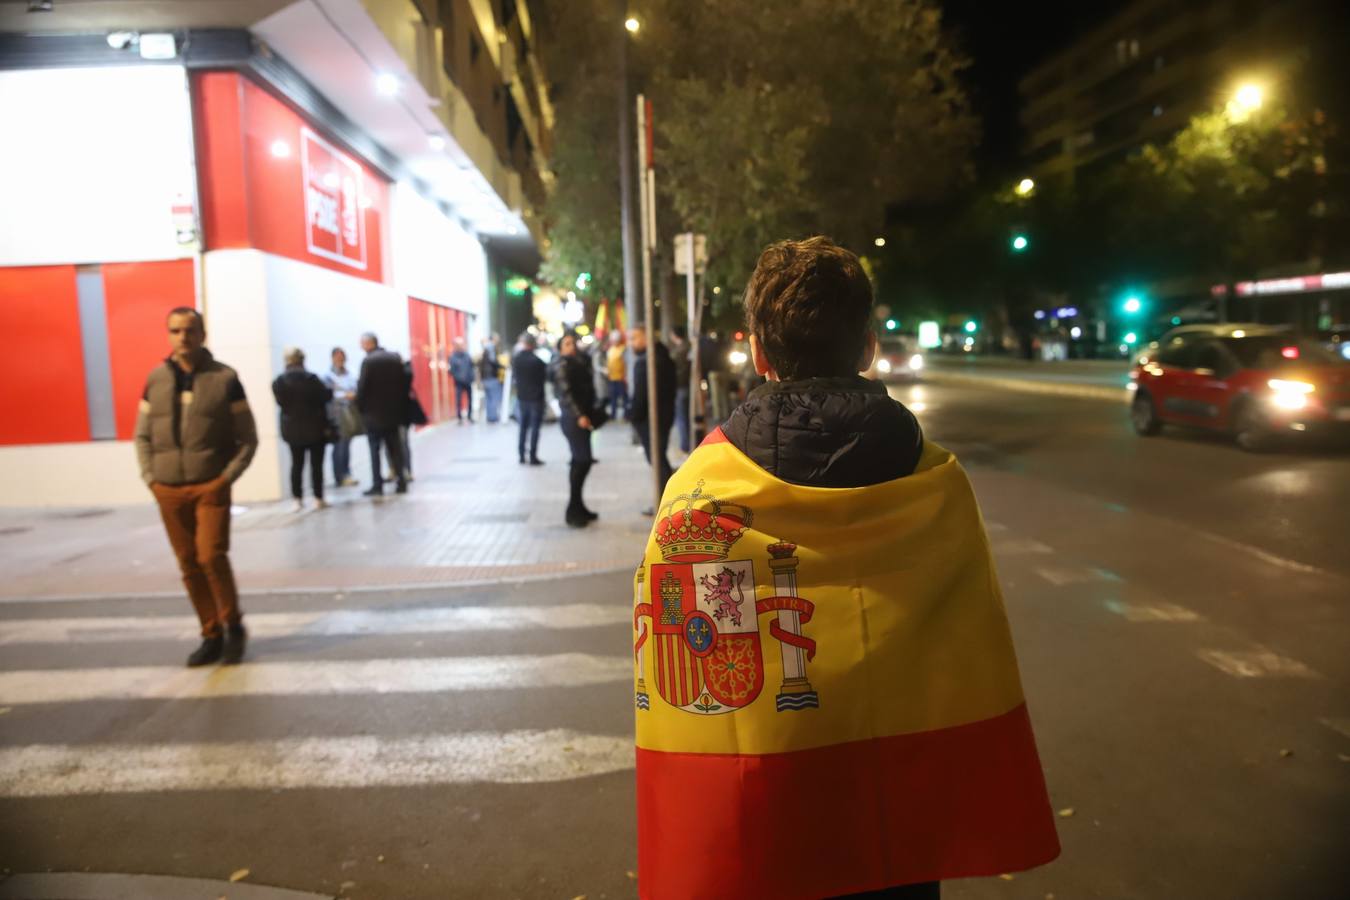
[674,233,707,274]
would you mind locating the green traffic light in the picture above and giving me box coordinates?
[964,320,978,333]
[1123,296,1142,314]
[1011,234,1029,252]
[885,319,898,331]
[1124,332,1138,344]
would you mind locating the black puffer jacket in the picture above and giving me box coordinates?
[272,367,333,446]
[551,353,597,421]
[720,376,923,488]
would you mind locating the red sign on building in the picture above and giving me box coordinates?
[301,127,367,270]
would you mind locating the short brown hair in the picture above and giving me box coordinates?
[742,236,874,380]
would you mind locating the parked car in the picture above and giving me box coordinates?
[1129,324,1350,450]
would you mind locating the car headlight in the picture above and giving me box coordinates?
[876,358,893,374]
[728,350,748,367]
[1268,378,1314,410]
[908,354,924,371]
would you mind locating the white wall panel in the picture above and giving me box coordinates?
[390,181,487,318]
[0,66,197,266]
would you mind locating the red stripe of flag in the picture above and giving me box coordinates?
[637,702,1059,900]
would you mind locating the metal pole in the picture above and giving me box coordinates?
[637,96,662,511]
[616,1,640,334]
[686,232,698,446]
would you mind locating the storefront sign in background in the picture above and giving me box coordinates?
[302,128,367,270]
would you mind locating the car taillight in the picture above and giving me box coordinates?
[1281,346,1299,360]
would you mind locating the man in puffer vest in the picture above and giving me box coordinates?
[633,238,1058,899]
[135,307,258,666]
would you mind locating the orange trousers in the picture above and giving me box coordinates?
[151,478,241,638]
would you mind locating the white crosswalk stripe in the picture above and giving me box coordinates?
[0,653,631,705]
[1195,648,1321,679]
[0,729,635,797]
[0,603,629,645]
[0,591,643,797]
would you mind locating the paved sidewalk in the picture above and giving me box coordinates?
[0,419,675,600]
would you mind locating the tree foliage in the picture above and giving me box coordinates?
[533,0,979,318]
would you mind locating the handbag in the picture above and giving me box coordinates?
[337,403,365,439]
[588,403,610,430]
[408,393,429,426]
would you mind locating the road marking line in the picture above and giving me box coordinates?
[0,729,635,797]
[992,538,1053,555]
[1319,718,1350,741]
[1195,648,1321,679]
[1103,600,1203,623]
[1034,566,1120,587]
[0,654,630,705]
[0,603,630,646]
[1191,531,1326,576]
[0,563,640,605]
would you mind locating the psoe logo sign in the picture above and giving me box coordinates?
[301,127,367,270]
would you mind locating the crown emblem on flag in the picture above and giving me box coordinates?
[654,481,753,563]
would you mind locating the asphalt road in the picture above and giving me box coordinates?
[2,381,1347,899]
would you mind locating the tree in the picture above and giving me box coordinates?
[533,0,979,322]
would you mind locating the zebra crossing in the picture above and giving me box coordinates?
[0,586,639,800]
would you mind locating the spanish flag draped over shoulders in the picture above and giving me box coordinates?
[633,424,1059,899]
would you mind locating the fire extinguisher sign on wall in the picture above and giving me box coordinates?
[300,127,367,270]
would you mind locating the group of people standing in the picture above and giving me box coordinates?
[271,332,420,510]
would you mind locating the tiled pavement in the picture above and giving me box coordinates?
[0,418,674,599]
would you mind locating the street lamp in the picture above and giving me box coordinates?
[874,237,886,248]
[625,16,640,33]
[1234,83,1263,112]
[1015,177,1035,197]
[1227,82,1264,121]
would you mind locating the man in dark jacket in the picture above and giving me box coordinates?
[272,347,332,512]
[135,307,258,667]
[512,332,548,465]
[356,332,408,496]
[448,337,475,423]
[628,326,677,501]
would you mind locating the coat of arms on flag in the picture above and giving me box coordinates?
[634,482,819,715]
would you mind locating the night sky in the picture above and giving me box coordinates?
[941,0,1131,177]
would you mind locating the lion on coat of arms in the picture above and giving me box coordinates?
[699,566,747,627]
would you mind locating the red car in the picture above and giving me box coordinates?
[1130,324,1350,451]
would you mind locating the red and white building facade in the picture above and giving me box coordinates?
[0,0,549,506]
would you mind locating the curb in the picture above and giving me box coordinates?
[0,872,332,900]
[925,369,1131,403]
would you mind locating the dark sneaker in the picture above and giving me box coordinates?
[529,458,545,466]
[395,482,409,494]
[186,636,224,667]
[565,508,591,528]
[221,624,247,665]
[362,486,384,497]
[581,506,599,521]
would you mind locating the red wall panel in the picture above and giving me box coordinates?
[0,266,89,445]
[192,71,251,250]
[102,260,198,439]
[408,296,433,424]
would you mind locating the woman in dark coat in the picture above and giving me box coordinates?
[272,347,333,511]
[551,332,599,527]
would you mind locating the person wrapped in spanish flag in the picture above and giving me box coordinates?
[633,237,1060,899]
